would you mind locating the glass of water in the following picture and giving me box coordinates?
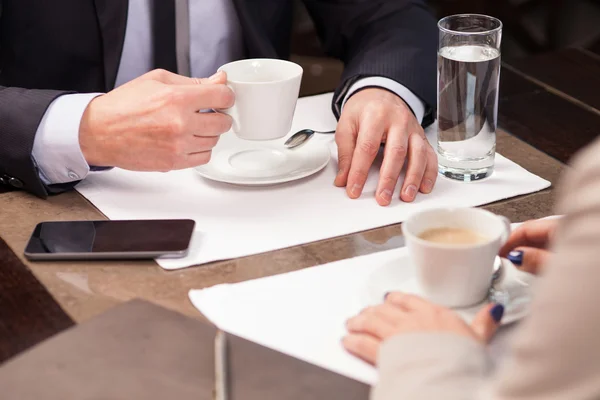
[437,14,502,181]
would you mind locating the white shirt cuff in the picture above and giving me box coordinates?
[32,93,103,185]
[342,77,426,124]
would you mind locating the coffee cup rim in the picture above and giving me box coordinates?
[402,207,505,249]
[217,58,303,85]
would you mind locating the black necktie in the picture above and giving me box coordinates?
[152,0,178,73]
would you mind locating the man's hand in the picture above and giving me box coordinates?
[79,69,234,171]
[335,88,438,206]
[343,293,503,365]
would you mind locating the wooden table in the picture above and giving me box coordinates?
[0,47,598,366]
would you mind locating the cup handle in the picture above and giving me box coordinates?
[499,216,512,244]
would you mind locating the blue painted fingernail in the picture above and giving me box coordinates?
[490,304,505,323]
[384,292,391,300]
[507,250,524,266]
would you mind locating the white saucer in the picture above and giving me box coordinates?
[362,253,536,325]
[194,132,331,186]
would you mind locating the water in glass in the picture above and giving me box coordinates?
[437,44,501,181]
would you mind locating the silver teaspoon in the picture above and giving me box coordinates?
[284,129,335,149]
[489,257,509,305]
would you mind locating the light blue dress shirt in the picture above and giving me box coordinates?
[32,0,425,185]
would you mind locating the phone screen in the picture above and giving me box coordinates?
[24,219,195,258]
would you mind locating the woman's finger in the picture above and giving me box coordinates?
[385,292,436,312]
[346,310,397,340]
[342,333,381,365]
[499,219,559,256]
[471,303,504,343]
[507,247,552,275]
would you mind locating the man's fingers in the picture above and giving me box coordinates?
[420,144,438,194]
[185,135,220,154]
[376,126,409,206]
[400,133,428,202]
[471,303,503,343]
[173,151,213,170]
[178,84,235,111]
[146,69,227,86]
[141,69,195,85]
[346,117,385,199]
[334,117,357,187]
[342,333,380,366]
[195,70,227,85]
[188,113,233,137]
[499,219,558,256]
[508,247,552,275]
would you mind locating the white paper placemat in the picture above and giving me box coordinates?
[188,238,529,386]
[75,93,550,269]
[189,220,559,385]
[191,247,392,385]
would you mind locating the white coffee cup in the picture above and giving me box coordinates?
[402,208,511,308]
[217,59,303,141]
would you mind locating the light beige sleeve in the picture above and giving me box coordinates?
[373,138,600,400]
[490,138,600,399]
[373,333,490,400]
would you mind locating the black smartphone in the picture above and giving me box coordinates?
[24,219,195,261]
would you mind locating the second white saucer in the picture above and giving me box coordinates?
[362,253,536,325]
[194,132,331,186]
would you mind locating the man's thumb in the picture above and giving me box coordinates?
[471,303,504,343]
[201,70,227,84]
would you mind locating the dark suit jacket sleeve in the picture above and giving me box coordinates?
[0,86,76,198]
[301,0,438,126]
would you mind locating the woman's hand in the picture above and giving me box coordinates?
[500,218,559,275]
[343,293,504,365]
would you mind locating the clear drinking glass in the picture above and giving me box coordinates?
[437,14,502,181]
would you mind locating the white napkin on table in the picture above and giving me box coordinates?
[75,93,551,270]
[189,218,558,386]
[190,247,391,385]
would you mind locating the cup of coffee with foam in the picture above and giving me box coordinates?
[402,208,511,308]
[217,59,303,141]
